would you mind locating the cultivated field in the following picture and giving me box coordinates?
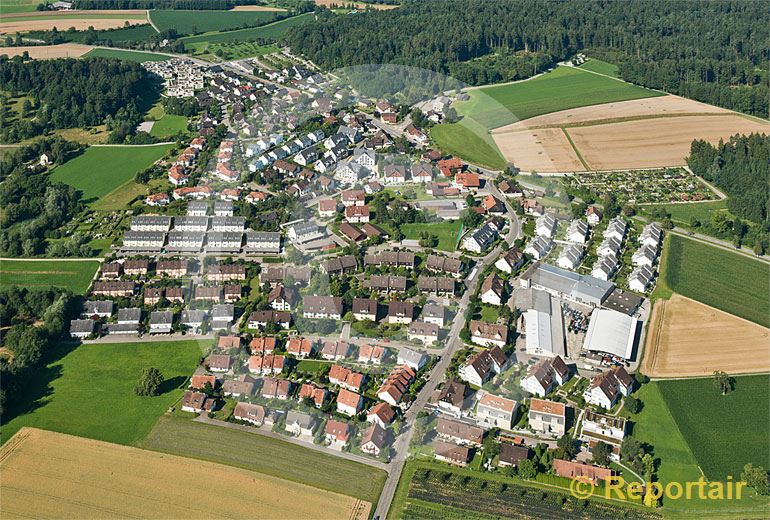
[143,415,387,504]
[181,12,314,49]
[566,114,770,170]
[50,144,172,205]
[1,428,370,520]
[622,383,770,516]
[657,375,770,481]
[490,95,770,172]
[150,9,280,34]
[1,340,202,445]
[429,122,507,170]
[0,0,39,14]
[0,258,99,293]
[84,47,169,62]
[0,13,148,34]
[663,234,770,327]
[643,294,770,378]
[231,4,286,10]
[0,43,93,59]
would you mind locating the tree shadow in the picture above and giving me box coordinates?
[1,341,81,429]
[157,375,187,396]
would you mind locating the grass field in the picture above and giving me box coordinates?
[657,375,770,481]
[621,383,770,517]
[577,57,620,77]
[150,114,189,137]
[49,144,172,205]
[0,259,100,294]
[1,340,203,445]
[401,220,463,252]
[640,200,729,226]
[150,9,280,34]
[0,0,39,13]
[181,12,314,48]
[84,47,169,62]
[26,23,158,43]
[663,234,769,327]
[1,428,370,520]
[459,66,661,130]
[430,122,507,170]
[142,415,386,503]
[203,41,279,61]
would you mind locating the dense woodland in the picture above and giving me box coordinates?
[0,57,158,143]
[687,133,770,225]
[0,138,87,258]
[0,287,80,417]
[285,0,769,116]
[72,0,264,9]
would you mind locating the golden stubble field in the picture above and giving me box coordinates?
[1,427,371,520]
[491,95,770,172]
[0,44,93,58]
[643,294,770,378]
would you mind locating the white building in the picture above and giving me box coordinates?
[476,393,518,430]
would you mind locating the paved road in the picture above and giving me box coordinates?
[373,207,520,519]
[194,415,389,471]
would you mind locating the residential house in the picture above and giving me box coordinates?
[352,298,378,322]
[286,337,315,358]
[462,222,498,253]
[148,311,173,334]
[377,365,416,406]
[583,366,634,409]
[387,301,414,324]
[81,300,114,318]
[361,423,388,457]
[422,303,446,327]
[436,379,469,416]
[397,347,427,370]
[181,391,215,414]
[553,460,614,484]
[303,296,343,320]
[495,248,525,274]
[268,283,298,311]
[69,319,96,339]
[498,443,531,468]
[586,206,603,225]
[528,398,567,436]
[298,384,328,409]
[367,402,396,429]
[433,441,471,466]
[436,417,484,446]
[520,356,570,397]
[223,374,258,398]
[459,346,507,386]
[480,274,505,306]
[567,219,589,244]
[358,344,387,365]
[286,410,317,436]
[320,340,350,361]
[261,377,292,400]
[324,420,352,450]
[469,320,508,348]
[233,402,265,426]
[408,321,439,344]
[337,388,364,416]
[476,394,518,430]
[557,244,584,270]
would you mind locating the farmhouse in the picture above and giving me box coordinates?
[553,460,614,484]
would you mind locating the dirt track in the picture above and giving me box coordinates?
[643,294,770,378]
[0,44,93,59]
[1,427,370,520]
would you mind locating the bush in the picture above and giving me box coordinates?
[134,367,164,396]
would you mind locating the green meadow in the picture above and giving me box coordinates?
[0,259,100,294]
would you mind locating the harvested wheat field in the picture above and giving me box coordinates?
[567,114,770,170]
[0,44,93,59]
[643,294,770,378]
[492,95,733,133]
[0,9,147,18]
[494,127,584,171]
[0,18,146,34]
[1,427,371,520]
[491,94,770,172]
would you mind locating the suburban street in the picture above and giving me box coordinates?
[373,208,521,519]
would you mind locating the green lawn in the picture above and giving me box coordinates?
[85,47,170,62]
[458,66,662,130]
[624,382,770,517]
[49,144,172,206]
[664,234,770,327]
[1,340,203,446]
[150,9,279,35]
[142,415,386,503]
[181,12,314,47]
[640,199,730,227]
[0,0,39,13]
[150,114,189,137]
[202,41,280,61]
[401,220,463,252]
[295,359,328,374]
[577,57,620,78]
[479,305,499,323]
[657,375,770,481]
[430,121,507,170]
[0,259,100,294]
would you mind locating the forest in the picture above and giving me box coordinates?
[0,287,80,418]
[687,133,769,225]
[72,0,263,9]
[0,57,158,143]
[284,0,769,116]
[0,137,88,258]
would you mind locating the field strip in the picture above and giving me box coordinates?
[518,111,738,131]
[1,428,371,520]
[560,127,590,170]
